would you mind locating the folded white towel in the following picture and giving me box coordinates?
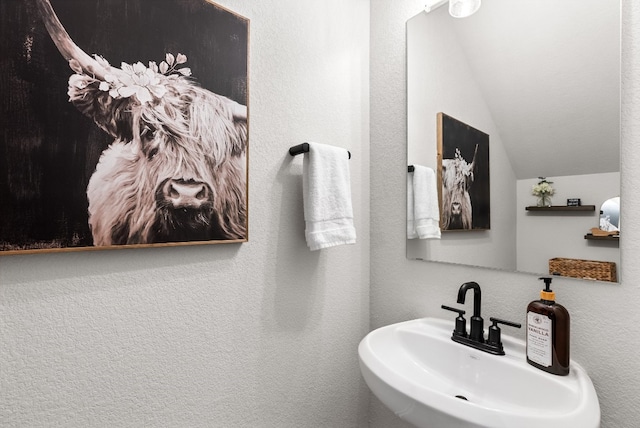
[407,172,418,239]
[407,165,441,240]
[303,142,356,250]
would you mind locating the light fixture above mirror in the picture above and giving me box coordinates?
[425,0,482,19]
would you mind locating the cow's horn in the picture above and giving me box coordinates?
[34,0,109,80]
[470,144,479,168]
[230,101,247,121]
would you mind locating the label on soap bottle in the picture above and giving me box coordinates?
[527,311,552,367]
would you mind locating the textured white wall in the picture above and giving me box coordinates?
[371,1,640,427]
[0,1,370,427]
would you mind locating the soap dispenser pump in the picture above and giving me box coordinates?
[526,277,570,376]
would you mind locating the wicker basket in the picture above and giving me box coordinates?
[549,257,617,282]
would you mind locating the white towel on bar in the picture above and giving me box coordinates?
[407,165,441,239]
[303,142,356,251]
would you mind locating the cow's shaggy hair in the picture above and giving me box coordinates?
[441,148,474,230]
[69,72,247,245]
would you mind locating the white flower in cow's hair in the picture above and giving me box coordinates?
[532,177,555,196]
[69,73,90,90]
[454,148,474,176]
[116,61,167,103]
[158,52,192,77]
[91,53,192,104]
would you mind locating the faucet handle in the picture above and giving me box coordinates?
[487,317,522,347]
[489,317,521,329]
[441,305,467,338]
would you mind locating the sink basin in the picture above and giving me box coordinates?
[358,318,600,428]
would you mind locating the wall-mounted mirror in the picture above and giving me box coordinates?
[406,0,620,281]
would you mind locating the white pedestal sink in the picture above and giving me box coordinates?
[358,318,600,428]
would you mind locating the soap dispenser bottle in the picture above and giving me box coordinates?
[526,277,570,376]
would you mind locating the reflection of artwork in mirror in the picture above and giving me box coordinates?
[437,113,490,231]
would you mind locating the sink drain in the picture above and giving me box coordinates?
[455,395,468,401]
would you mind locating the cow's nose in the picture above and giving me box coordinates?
[163,179,210,209]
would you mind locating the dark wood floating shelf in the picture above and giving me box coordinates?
[525,205,596,212]
[584,234,619,241]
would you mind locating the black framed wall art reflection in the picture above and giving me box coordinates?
[437,112,490,231]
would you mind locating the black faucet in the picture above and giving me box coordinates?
[442,282,521,356]
[457,281,484,342]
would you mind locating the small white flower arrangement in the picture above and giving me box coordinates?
[532,177,554,206]
[532,177,554,197]
[69,53,192,105]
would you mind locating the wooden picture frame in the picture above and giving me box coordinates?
[0,0,249,255]
[437,112,490,231]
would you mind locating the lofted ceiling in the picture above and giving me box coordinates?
[448,0,620,179]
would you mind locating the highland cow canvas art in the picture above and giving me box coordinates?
[0,0,249,254]
[437,112,490,231]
